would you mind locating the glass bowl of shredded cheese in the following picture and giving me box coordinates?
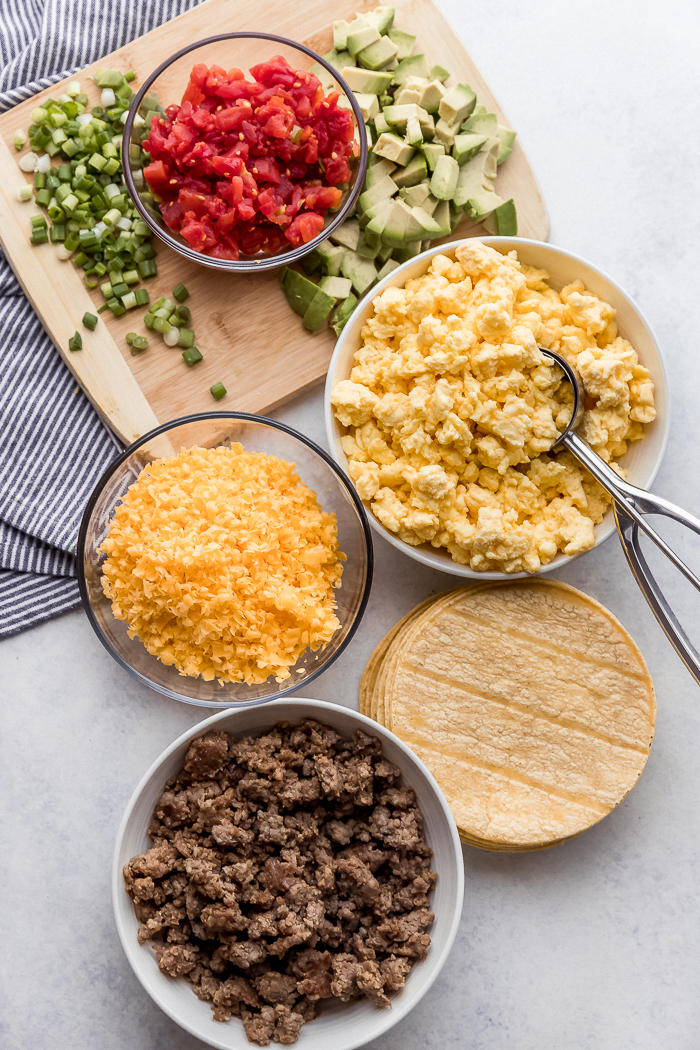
[77,413,373,707]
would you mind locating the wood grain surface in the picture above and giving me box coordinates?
[0,0,549,444]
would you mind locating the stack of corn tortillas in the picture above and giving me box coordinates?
[360,580,656,851]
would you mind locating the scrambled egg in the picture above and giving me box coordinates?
[330,241,656,573]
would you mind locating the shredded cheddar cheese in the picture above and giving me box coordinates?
[99,444,344,684]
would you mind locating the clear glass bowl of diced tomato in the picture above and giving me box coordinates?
[122,32,368,272]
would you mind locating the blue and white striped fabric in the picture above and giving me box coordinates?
[0,0,204,636]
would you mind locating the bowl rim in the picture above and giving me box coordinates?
[323,235,671,580]
[76,410,374,707]
[122,31,368,272]
[112,696,466,1050]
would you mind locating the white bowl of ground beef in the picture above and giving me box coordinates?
[113,698,464,1050]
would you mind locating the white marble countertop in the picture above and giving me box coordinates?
[3,0,700,1046]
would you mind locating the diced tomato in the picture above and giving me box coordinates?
[161,201,182,229]
[284,211,324,246]
[304,184,342,212]
[143,159,170,195]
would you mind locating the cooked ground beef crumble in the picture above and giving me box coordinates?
[124,719,437,1046]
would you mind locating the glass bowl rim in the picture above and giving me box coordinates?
[122,31,369,273]
[76,410,375,708]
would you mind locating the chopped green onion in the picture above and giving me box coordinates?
[94,69,125,88]
[30,214,47,228]
[143,313,155,329]
[33,171,46,188]
[163,326,180,346]
[13,129,26,150]
[182,347,203,366]
[110,281,129,298]
[49,225,66,242]
[35,188,51,208]
[106,297,126,317]
[177,328,194,348]
[172,282,189,302]
[152,317,172,335]
[175,305,191,322]
[73,251,89,268]
[17,184,33,202]
[31,108,47,125]
[121,291,137,310]
[134,288,150,306]
[82,312,98,330]
[68,331,82,351]
[138,259,157,279]
[58,163,72,182]
[30,228,48,245]
[210,382,227,400]
[122,268,139,284]
[125,70,136,82]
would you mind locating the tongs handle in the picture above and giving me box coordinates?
[564,430,700,593]
[615,504,700,687]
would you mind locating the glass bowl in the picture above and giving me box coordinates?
[77,413,373,707]
[122,32,368,272]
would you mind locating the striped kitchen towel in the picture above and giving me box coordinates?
[0,0,204,637]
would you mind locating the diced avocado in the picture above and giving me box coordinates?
[365,157,397,187]
[383,103,430,131]
[281,268,320,317]
[359,172,398,212]
[337,96,353,112]
[421,142,445,171]
[387,27,416,60]
[433,118,456,147]
[354,92,380,122]
[429,154,459,200]
[483,198,518,235]
[341,67,393,94]
[319,275,353,299]
[418,79,446,114]
[393,84,422,106]
[376,241,394,264]
[461,111,516,164]
[366,5,395,34]
[309,61,338,94]
[393,241,422,262]
[449,200,463,232]
[376,257,401,282]
[302,287,337,332]
[410,205,442,237]
[333,20,352,51]
[439,83,477,126]
[358,35,398,70]
[392,54,430,85]
[379,93,393,107]
[381,197,413,245]
[329,218,361,251]
[356,229,381,259]
[299,248,322,275]
[405,115,423,146]
[392,152,428,187]
[428,199,450,237]
[465,190,504,222]
[453,132,488,165]
[347,24,380,56]
[453,138,499,208]
[400,182,431,209]
[341,250,378,295]
[365,121,378,145]
[323,49,355,73]
[317,240,346,277]
[373,133,415,166]
[332,292,358,336]
[365,197,395,236]
[430,64,450,83]
[374,111,390,135]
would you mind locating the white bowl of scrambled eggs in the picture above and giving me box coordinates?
[324,238,669,578]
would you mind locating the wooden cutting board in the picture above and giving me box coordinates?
[0,0,548,445]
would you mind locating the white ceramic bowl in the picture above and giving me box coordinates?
[324,237,670,580]
[113,698,464,1050]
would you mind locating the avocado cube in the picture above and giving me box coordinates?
[317,240,346,277]
[365,157,397,187]
[418,79,446,114]
[358,35,399,71]
[393,84,422,106]
[281,268,320,317]
[354,92,380,122]
[405,115,423,146]
[333,20,352,51]
[331,292,359,336]
[421,142,445,170]
[439,83,477,126]
[319,275,353,299]
[383,103,432,135]
[376,241,394,264]
[429,155,459,200]
[302,287,337,332]
[453,141,499,208]
[365,197,395,235]
[365,121,377,145]
[392,152,427,187]
[465,190,505,222]
[378,93,393,107]
[341,67,393,94]
[391,54,430,85]
[430,64,450,83]
[483,198,518,235]
[347,24,380,56]
[400,182,431,209]
[387,28,416,60]
[449,201,463,232]
[373,132,415,166]
[393,240,422,262]
[299,247,322,275]
[356,229,381,258]
[462,111,516,164]
[329,218,360,251]
[323,49,355,73]
[341,250,378,295]
[374,111,390,135]
[376,257,400,282]
[366,5,395,34]
[433,118,456,148]
[410,205,442,237]
[431,199,451,237]
[359,173,398,212]
[453,132,488,165]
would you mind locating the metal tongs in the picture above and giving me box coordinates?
[542,348,700,685]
